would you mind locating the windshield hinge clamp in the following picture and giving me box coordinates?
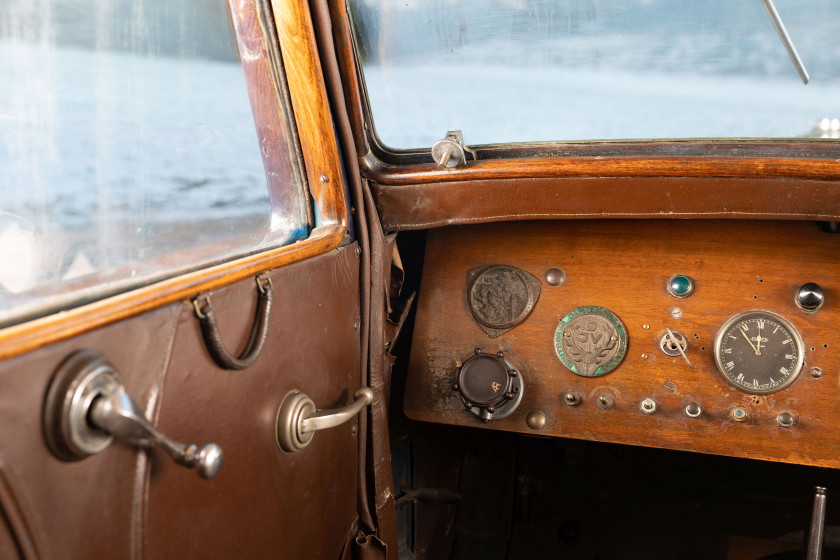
[432,130,476,168]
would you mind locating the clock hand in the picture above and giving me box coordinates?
[755,323,762,356]
[740,327,761,355]
[761,0,810,85]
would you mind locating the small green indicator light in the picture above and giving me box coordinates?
[668,275,695,298]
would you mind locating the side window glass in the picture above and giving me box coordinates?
[0,0,309,326]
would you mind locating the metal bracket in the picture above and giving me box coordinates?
[431,130,477,168]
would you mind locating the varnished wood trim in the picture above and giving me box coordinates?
[364,155,840,186]
[272,0,348,227]
[405,221,840,469]
[0,225,345,361]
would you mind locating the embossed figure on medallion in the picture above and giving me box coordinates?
[554,306,628,377]
[466,265,541,337]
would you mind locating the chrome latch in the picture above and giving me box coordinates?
[431,130,476,168]
[275,387,373,452]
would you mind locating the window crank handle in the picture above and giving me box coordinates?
[89,390,223,479]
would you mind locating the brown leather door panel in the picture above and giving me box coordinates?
[0,244,361,559]
[0,303,179,559]
[147,244,361,558]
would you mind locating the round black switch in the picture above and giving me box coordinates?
[453,349,524,422]
[458,354,510,406]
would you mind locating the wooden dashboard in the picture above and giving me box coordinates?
[404,220,840,469]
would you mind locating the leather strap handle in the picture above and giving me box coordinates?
[192,275,273,370]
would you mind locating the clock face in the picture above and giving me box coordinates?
[713,310,804,395]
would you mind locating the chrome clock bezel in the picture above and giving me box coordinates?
[713,309,805,395]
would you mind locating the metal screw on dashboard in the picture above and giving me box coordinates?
[596,394,614,410]
[812,367,823,379]
[640,398,657,415]
[563,392,581,407]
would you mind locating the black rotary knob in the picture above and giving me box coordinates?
[452,349,524,422]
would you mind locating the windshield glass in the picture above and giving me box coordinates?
[348,0,840,149]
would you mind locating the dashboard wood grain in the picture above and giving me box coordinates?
[404,220,840,469]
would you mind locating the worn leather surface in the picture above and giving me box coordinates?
[363,187,400,555]
[0,510,20,560]
[0,303,179,559]
[147,244,361,559]
[371,176,840,231]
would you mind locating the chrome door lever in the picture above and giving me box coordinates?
[276,387,373,452]
[43,350,223,479]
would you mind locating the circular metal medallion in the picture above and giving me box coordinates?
[554,306,628,377]
[467,265,541,337]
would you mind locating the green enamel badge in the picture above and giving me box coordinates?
[554,306,628,377]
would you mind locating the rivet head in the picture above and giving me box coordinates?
[642,324,650,330]
[526,410,547,430]
[685,402,701,418]
[545,268,567,286]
